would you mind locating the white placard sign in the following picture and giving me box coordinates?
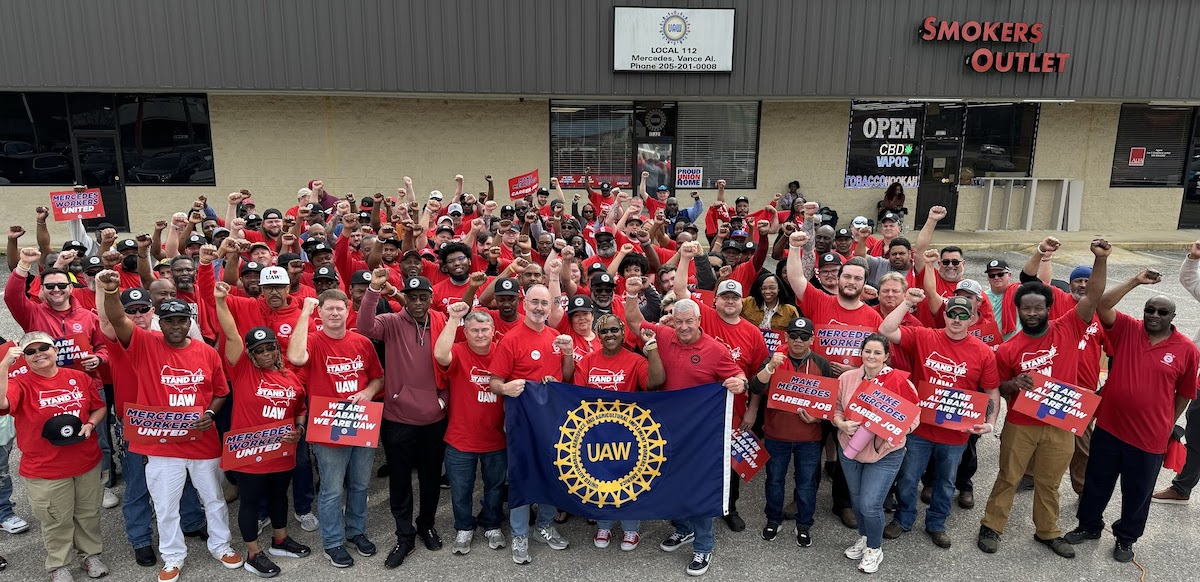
[614,7,735,72]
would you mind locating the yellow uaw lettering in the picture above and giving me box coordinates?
[586,441,633,462]
[554,400,665,509]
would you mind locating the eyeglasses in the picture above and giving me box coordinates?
[597,327,623,335]
[940,259,962,266]
[22,344,52,356]
[124,306,152,315]
[787,332,813,341]
[1144,306,1173,316]
[986,272,1007,279]
[43,282,71,291]
[946,310,972,321]
[250,344,278,355]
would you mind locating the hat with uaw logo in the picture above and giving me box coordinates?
[400,276,433,293]
[42,414,87,447]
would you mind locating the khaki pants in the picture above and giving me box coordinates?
[1025,420,1093,494]
[981,423,1073,539]
[25,462,104,571]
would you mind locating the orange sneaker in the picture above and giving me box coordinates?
[217,551,244,569]
[159,562,182,582]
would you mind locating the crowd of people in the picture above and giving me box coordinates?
[0,172,1196,580]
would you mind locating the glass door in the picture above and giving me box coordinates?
[71,130,129,231]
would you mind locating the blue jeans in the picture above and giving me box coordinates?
[894,434,966,533]
[595,519,640,533]
[121,449,207,548]
[671,518,715,553]
[312,443,376,550]
[763,439,822,527]
[841,446,906,548]
[510,503,557,538]
[292,439,315,514]
[444,445,506,532]
[0,441,14,522]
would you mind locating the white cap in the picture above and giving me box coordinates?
[447,203,464,215]
[851,215,870,228]
[259,266,289,286]
[297,187,313,200]
[429,190,444,201]
[716,280,743,297]
[955,279,984,296]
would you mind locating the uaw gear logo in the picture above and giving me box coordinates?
[253,330,267,341]
[554,399,665,508]
[660,11,690,44]
[409,278,419,288]
[500,280,515,292]
[129,290,144,300]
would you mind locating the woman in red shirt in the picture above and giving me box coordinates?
[0,332,108,579]
[215,282,310,577]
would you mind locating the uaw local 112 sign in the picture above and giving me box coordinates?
[50,188,106,220]
[1010,372,1101,434]
[767,369,839,420]
[614,7,735,72]
[845,387,920,446]
[916,381,988,432]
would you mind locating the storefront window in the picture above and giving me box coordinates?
[550,102,634,188]
[675,102,759,189]
[845,101,924,189]
[960,103,1038,183]
[0,93,75,185]
[119,95,215,185]
[1111,104,1194,187]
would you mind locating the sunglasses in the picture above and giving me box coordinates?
[986,272,1007,279]
[1144,306,1173,316]
[787,332,813,341]
[597,327,623,335]
[946,310,972,321]
[43,282,71,291]
[940,259,962,266]
[22,344,53,356]
[124,306,152,315]
[250,344,278,355]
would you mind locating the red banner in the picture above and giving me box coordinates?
[845,386,920,445]
[50,188,106,221]
[766,369,839,420]
[1010,372,1101,434]
[508,170,540,200]
[761,329,782,353]
[812,324,876,368]
[306,397,383,448]
[916,381,989,432]
[968,317,1003,348]
[124,405,203,443]
[730,429,769,482]
[221,419,297,470]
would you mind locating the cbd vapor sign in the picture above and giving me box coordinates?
[844,102,924,189]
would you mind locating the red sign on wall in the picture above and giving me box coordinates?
[508,170,540,200]
[1129,147,1147,167]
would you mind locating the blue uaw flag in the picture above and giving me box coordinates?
[505,381,732,520]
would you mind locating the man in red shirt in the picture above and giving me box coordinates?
[488,284,570,564]
[880,290,999,550]
[623,276,747,576]
[1065,269,1199,563]
[978,239,1110,559]
[435,302,509,556]
[288,292,385,567]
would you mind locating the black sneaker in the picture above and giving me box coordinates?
[722,513,746,532]
[761,522,780,541]
[134,545,157,567]
[440,474,451,490]
[686,551,711,576]
[659,531,695,552]
[269,536,311,558]
[324,546,353,568]
[417,528,443,551]
[1113,541,1134,563]
[243,553,281,578]
[376,464,388,478]
[1064,526,1102,545]
[1036,535,1076,559]
[348,534,377,557]
[384,541,415,569]
[977,525,1001,553]
[795,527,812,548]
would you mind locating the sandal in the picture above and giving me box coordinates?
[553,510,570,524]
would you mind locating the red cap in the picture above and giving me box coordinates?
[243,199,257,206]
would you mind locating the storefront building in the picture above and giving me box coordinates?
[0,0,1197,236]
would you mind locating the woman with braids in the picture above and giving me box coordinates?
[215,281,311,577]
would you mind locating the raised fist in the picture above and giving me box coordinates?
[716,179,726,188]
[789,231,809,247]
[7,225,25,240]
[620,243,634,254]
[35,206,50,221]
[468,271,488,287]
[155,220,168,231]
[199,244,218,263]
[95,269,121,292]
[554,334,574,354]
[19,247,41,265]
[625,276,645,294]
[447,301,471,319]
[371,268,390,288]
[1040,236,1061,254]
[928,206,948,222]
[214,281,230,300]
[1090,238,1112,257]
[905,287,926,304]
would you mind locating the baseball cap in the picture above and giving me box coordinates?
[261,209,283,220]
[594,226,615,238]
[716,280,743,297]
[117,239,138,252]
[155,258,172,271]
[880,212,900,224]
[400,276,433,293]
[358,210,372,222]
[277,253,302,267]
[536,188,549,197]
[379,237,403,248]
[82,256,104,273]
[244,213,262,223]
[42,414,86,447]
[297,187,312,200]
[985,259,1009,273]
[400,249,423,262]
[61,239,88,254]
[721,240,744,252]
[304,202,326,216]
[17,331,56,352]
[94,222,115,232]
[185,234,204,247]
[156,299,192,319]
[626,215,644,225]
[730,229,749,240]
[851,216,871,229]
[682,222,700,233]
[600,182,612,192]
[429,190,444,201]
[435,224,456,235]
[818,253,843,268]
[212,227,230,238]
[244,326,278,351]
[500,205,515,214]
[494,278,520,297]
[567,295,594,314]
[259,266,289,286]
[945,296,975,317]
[447,203,464,216]
[350,270,373,286]
[240,261,264,275]
[359,196,375,208]
[120,288,152,308]
[590,272,616,288]
[834,228,853,239]
[786,317,815,339]
[586,263,608,275]
[312,266,338,281]
[656,185,669,192]
[735,196,750,204]
[955,279,984,297]
[743,241,756,253]
[248,241,270,253]
[305,241,332,256]
[242,199,257,207]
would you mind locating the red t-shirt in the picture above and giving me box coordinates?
[554,317,601,362]
[871,305,922,373]
[489,320,566,382]
[639,322,742,391]
[2,367,103,479]
[1048,288,1111,390]
[453,310,521,343]
[574,349,649,393]
[102,333,145,417]
[298,330,384,400]
[800,280,884,329]
[439,342,505,453]
[698,303,769,424]
[899,326,999,445]
[994,312,1088,426]
[1095,311,1199,454]
[225,356,306,474]
[123,326,229,459]
[432,277,487,313]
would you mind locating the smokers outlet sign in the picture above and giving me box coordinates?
[919,16,1072,73]
[614,7,734,72]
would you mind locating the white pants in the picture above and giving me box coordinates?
[145,456,233,565]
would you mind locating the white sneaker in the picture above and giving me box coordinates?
[102,488,120,509]
[50,567,74,582]
[858,546,883,574]
[295,512,319,532]
[452,530,473,555]
[257,517,270,534]
[1,514,29,534]
[484,528,506,550]
[82,554,108,578]
[845,535,868,560]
